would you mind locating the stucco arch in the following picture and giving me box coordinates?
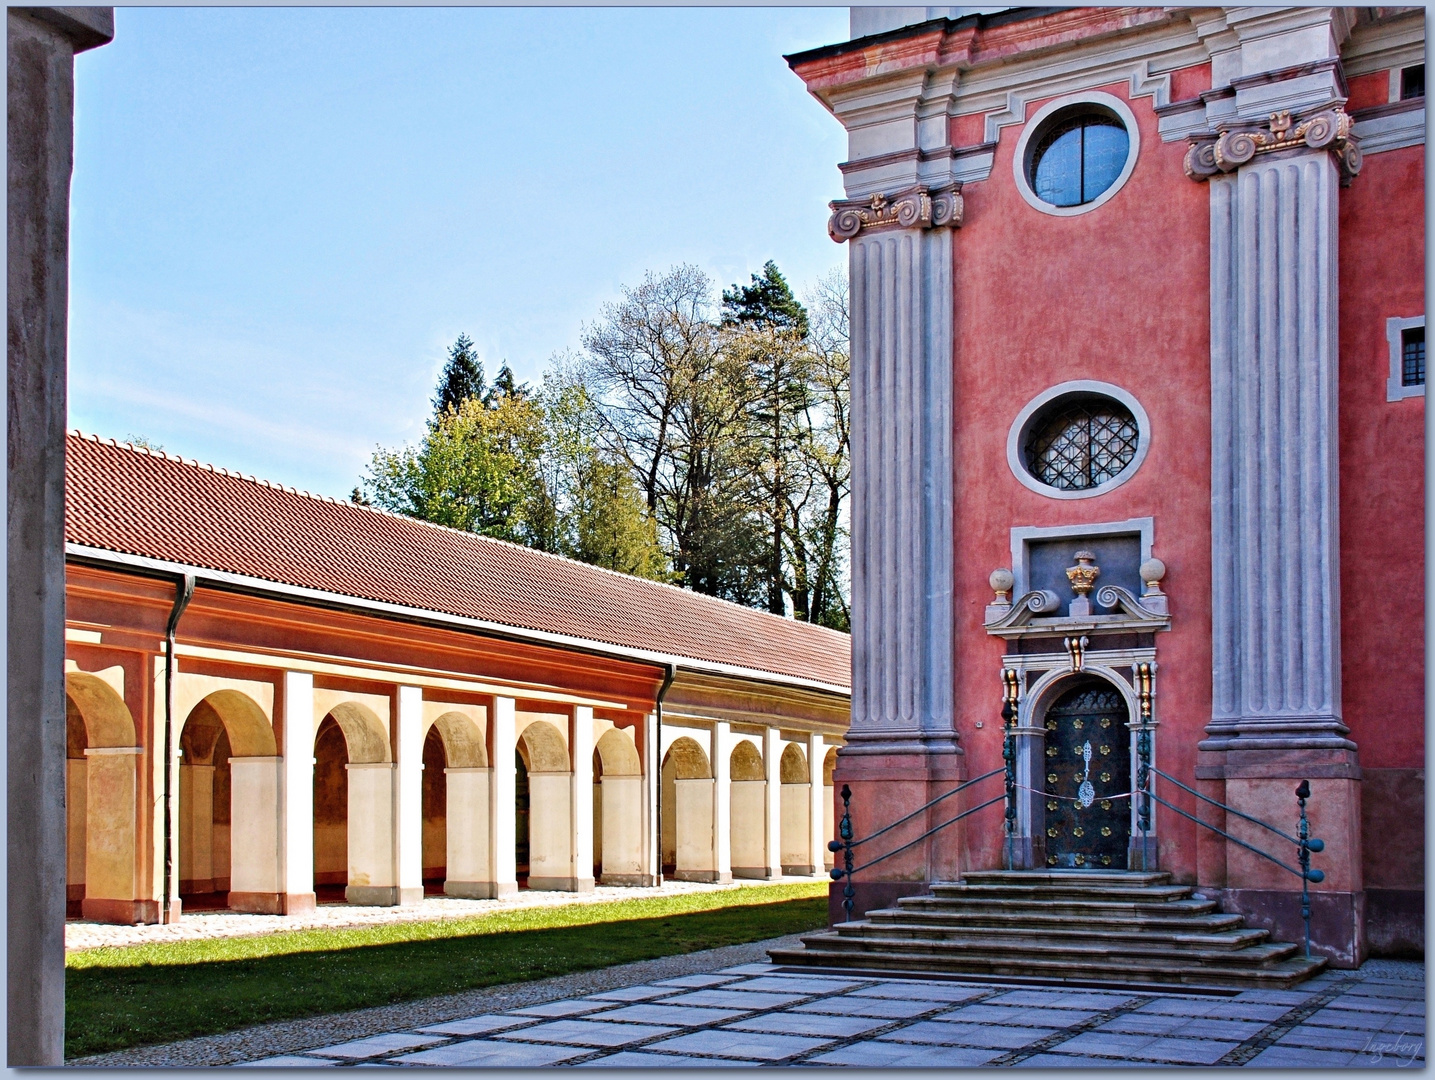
[322,701,390,763]
[823,746,838,785]
[520,721,569,773]
[65,672,136,748]
[427,711,487,768]
[780,743,808,783]
[192,689,276,757]
[665,736,711,779]
[730,739,763,781]
[595,729,641,776]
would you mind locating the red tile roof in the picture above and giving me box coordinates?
[65,433,851,691]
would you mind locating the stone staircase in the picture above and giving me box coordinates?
[768,870,1326,989]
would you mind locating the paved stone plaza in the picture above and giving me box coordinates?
[227,958,1423,1069]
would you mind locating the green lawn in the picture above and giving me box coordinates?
[66,882,829,1060]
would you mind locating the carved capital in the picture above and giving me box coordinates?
[828,185,963,243]
[1184,104,1362,187]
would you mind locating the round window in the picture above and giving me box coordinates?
[1029,108,1129,207]
[1006,382,1151,500]
[1011,92,1140,218]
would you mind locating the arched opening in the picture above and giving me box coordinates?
[1036,675,1132,870]
[65,672,141,923]
[421,725,447,894]
[313,702,391,904]
[661,736,712,881]
[779,743,811,876]
[729,740,766,878]
[423,711,489,898]
[175,688,281,914]
[518,720,571,890]
[515,748,530,884]
[594,728,643,885]
[823,746,838,870]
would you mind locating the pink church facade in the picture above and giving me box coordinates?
[789,5,1424,965]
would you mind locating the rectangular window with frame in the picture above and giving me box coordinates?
[1388,316,1427,401]
[1403,326,1425,387]
[1402,64,1425,101]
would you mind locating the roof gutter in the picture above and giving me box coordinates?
[64,544,852,699]
[161,572,194,923]
[653,661,676,886]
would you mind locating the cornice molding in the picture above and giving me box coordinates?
[827,184,963,243]
[1183,103,1362,186]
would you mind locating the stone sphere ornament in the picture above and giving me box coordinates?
[989,568,1015,600]
[1139,558,1166,592]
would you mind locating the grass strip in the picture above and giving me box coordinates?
[66,882,828,1059]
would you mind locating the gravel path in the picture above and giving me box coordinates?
[68,933,809,1067]
[66,877,816,952]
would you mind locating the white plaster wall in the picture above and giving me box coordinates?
[346,763,396,889]
[730,780,767,874]
[444,768,490,889]
[780,783,811,869]
[229,757,282,894]
[675,778,715,875]
[527,772,573,884]
[601,776,644,877]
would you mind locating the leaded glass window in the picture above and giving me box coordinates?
[1403,326,1425,387]
[1030,113,1129,208]
[1024,396,1140,492]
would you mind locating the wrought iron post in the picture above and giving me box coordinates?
[1294,779,1325,958]
[1001,668,1019,870]
[828,783,855,922]
[1136,662,1154,866]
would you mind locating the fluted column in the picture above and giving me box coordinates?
[837,188,962,760]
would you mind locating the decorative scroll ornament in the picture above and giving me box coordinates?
[1184,105,1362,187]
[828,185,963,243]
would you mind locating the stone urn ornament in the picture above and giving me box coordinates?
[1066,550,1100,617]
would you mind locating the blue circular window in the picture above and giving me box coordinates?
[1028,107,1130,208]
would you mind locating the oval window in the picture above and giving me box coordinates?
[1023,394,1139,492]
[1030,110,1130,207]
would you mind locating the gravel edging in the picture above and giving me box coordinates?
[68,932,807,1067]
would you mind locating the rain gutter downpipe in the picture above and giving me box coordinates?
[161,574,195,924]
[654,662,675,886]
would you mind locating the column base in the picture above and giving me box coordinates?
[1128,834,1158,872]
[444,880,507,899]
[80,898,177,925]
[731,867,769,880]
[597,874,657,887]
[527,876,596,893]
[345,885,423,906]
[1219,887,1367,968]
[674,870,731,883]
[782,864,816,877]
[228,891,316,915]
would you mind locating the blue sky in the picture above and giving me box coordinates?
[69,6,850,499]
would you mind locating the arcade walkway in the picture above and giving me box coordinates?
[76,943,1422,1068]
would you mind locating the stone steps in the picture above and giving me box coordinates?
[769,870,1327,989]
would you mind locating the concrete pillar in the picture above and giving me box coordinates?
[227,757,283,912]
[712,722,732,882]
[807,733,826,877]
[392,686,424,906]
[488,696,517,897]
[279,671,316,914]
[526,771,573,890]
[762,727,781,879]
[7,6,115,1063]
[569,706,595,892]
[443,767,492,896]
[345,762,397,905]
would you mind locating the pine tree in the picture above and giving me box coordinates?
[433,334,486,416]
[486,362,528,404]
[721,260,809,338]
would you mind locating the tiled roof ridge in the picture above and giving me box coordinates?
[69,431,849,644]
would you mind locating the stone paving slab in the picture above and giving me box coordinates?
[75,933,1425,1070]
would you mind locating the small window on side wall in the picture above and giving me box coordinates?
[1401,64,1425,101]
[1388,316,1426,401]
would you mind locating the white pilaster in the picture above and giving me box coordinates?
[846,222,957,758]
[280,671,316,911]
[571,706,596,892]
[807,732,826,878]
[393,686,424,905]
[489,696,518,897]
[643,712,658,885]
[712,721,732,882]
[762,727,781,879]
